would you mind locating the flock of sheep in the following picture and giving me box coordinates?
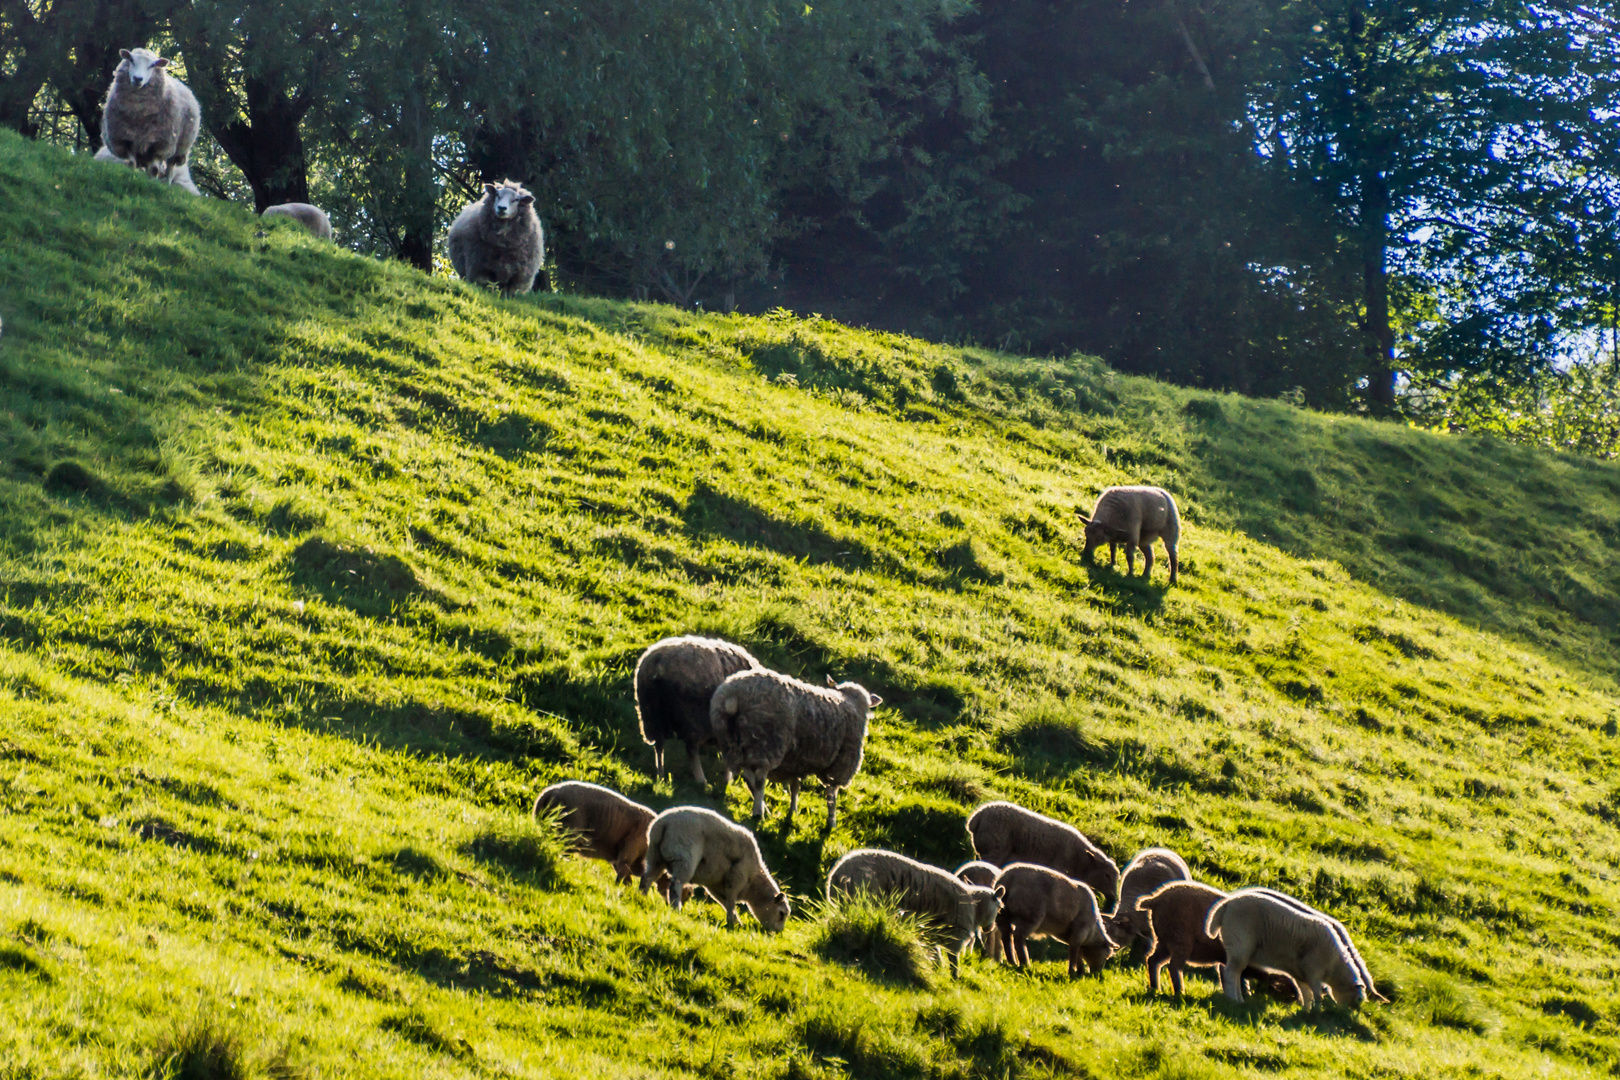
[91,47,545,295]
[535,629,1382,1011]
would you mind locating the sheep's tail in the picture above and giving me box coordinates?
[1205,896,1231,939]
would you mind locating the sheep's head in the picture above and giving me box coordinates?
[827,676,882,714]
[485,180,535,220]
[1325,958,1368,1009]
[119,48,169,89]
[972,885,1004,932]
[1102,909,1139,947]
[1069,849,1120,910]
[748,889,791,933]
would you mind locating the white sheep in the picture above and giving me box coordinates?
[1206,889,1366,1008]
[1245,887,1385,1002]
[100,48,200,185]
[447,180,545,297]
[827,849,1002,977]
[635,635,760,787]
[1076,485,1181,583]
[93,145,199,195]
[713,669,881,830]
[638,806,789,931]
[262,203,333,240]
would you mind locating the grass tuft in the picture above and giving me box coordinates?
[149,1004,252,1080]
[1402,973,1491,1033]
[459,812,567,887]
[807,893,933,986]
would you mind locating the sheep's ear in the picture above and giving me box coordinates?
[773,891,785,902]
[994,885,1005,898]
[1075,508,1091,523]
[153,57,169,68]
[120,49,132,59]
[518,193,535,205]
[868,694,883,707]
[484,182,497,196]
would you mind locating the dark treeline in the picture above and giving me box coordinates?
[5,0,1620,425]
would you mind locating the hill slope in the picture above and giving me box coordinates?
[2,130,1620,1078]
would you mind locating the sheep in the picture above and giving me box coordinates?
[447,179,544,297]
[262,203,333,240]
[993,863,1115,977]
[100,48,200,185]
[1135,881,1300,1000]
[1206,889,1366,1009]
[533,781,655,885]
[966,801,1119,908]
[635,636,760,787]
[955,860,1004,959]
[828,849,1002,977]
[713,669,881,831]
[94,144,199,195]
[1075,485,1180,584]
[1104,847,1191,948]
[638,806,790,932]
[1242,888,1385,1003]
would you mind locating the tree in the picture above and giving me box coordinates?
[1255,0,1620,408]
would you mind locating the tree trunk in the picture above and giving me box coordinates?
[1361,169,1396,410]
[0,0,56,137]
[208,76,312,212]
[399,85,437,273]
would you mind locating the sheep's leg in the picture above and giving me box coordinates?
[1108,541,1118,568]
[1016,928,1032,969]
[745,769,767,819]
[1170,961,1186,998]
[784,779,800,826]
[1297,981,1317,1010]
[1145,943,1169,994]
[689,748,709,788]
[1067,940,1082,978]
[824,784,839,831]
[1220,952,1248,1002]
[948,943,962,979]
[1167,544,1179,585]
[1125,536,1137,575]
[652,743,665,780]
[1140,540,1155,580]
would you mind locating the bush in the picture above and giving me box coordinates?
[807,892,932,987]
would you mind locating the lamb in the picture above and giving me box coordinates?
[94,144,199,195]
[1241,888,1385,1003]
[966,801,1119,908]
[954,860,1000,888]
[713,669,881,830]
[1135,880,1300,1000]
[635,636,760,787]
[1075,485,1180,584]
[993,863,1115,977]
[533,781,654,885]
[638,806,790,932]
[1206,889,1366,1009]
[99,48,200,185]
[447,179,544,297]
[1104,847,1191,947]
[262,203,334,240]
[827,849,1002,977]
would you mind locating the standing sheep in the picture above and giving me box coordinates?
[1135,880,1300,1000]
[1104,847,1191,948]
[635,636,760,787]
[639,806,790,931]
[994,863,1115,977]
[533,781,655,885]
[828,849,1002,977]
[100,48,200,185]
[94,144,199,195]
[1244,888,1385,1002]
[447,180,544,297]
[262,203,334,240]
[1206,889,1366,1009]
[1075,485,1180,584]
[966,801,1119,908]
[713,669,881,830]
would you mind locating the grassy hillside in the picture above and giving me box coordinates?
[2,128,1620,1079]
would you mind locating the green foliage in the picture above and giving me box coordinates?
[2,130,1620,1077]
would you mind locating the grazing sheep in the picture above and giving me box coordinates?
[1244,888,1385,1003]
[954,860,1000,888]
[966,801,1119,907]
[1135,881,1299,1000]
[635,636,760,787]
[1207,889,1366,1009]
[639,806,789,932]
[828,849,1002,977]
[100,48,200,185]
[533,781,654,885]
[94,144,199,195]
[1075,485,1180,584]
[993,863,1115,977]
[1105,847,1191,948]
[447,179,544,297]
[713,669,881,830]
[262,202,333,240]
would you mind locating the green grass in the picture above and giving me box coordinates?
[1,128,1619,1077]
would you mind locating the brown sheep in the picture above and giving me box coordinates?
[1136,881,1298,1000]
[533,780,654,884]
[966,801,1119,908]
[1076,485,1180,584]
[994,863,1115,977]
[1105,847,1190,947]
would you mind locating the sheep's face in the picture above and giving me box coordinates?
[1073,854,1120,910]
[832,680,883,714]
[120,48,168,89]
[974,887,1004,931]
[1325,964,1367,1008]
[486,182,535,220]
[749,891,791,933]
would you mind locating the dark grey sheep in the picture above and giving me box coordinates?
[447,179,544,297]
[635,635,760,787]
[100,48,200,184]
